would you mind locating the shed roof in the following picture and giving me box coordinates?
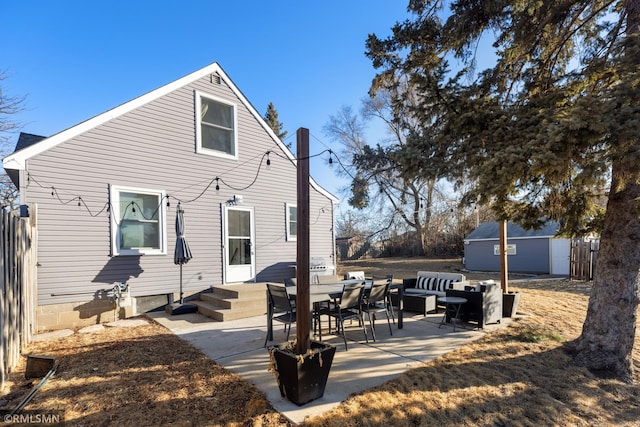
[465,221,560,241]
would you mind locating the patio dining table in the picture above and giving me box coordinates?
[266,279,405,343]
[286,279,405,329]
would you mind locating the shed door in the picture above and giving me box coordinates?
[550,238,570,275]
[223,206,255,283]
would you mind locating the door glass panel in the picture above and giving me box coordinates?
[228,210,250,237]
[228,238,251,265]
[227,210,252,266]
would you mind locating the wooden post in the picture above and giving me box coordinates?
[500,220,509,294]
[295,128,311,354]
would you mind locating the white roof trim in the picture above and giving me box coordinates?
[4,63,222,170]
[2,61,338,203]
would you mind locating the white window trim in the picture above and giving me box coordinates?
[286,203,297,242]
[195,90,238,160]
[110,185,167,256]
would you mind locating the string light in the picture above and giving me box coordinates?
[25,142,345,224]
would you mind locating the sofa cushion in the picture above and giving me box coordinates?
[416,271,439,278]
[476,279,496,292]
[437,272,467,282]
[346,271,365,280]
[437,278,453,292]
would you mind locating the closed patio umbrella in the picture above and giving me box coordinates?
[167,204,197,315]
[174,203,192,303]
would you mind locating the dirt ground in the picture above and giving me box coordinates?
[1,257,639,426]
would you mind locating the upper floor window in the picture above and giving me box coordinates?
[110,185,166,256]
[286,203,297,241]
[196,91,238,159]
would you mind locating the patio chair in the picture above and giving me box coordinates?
[264,284,296,347]
[362,278,393,341]
[283,277,297,307]
[316,282,368,350]
[382,274,396,324]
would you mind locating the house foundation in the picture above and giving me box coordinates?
[36,299,136,332]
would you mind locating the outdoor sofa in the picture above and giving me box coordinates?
[392,271,468,315]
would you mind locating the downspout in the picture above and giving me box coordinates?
[331,201,337,269]
[19,168,28,206]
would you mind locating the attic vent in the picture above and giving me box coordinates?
[210,73,221,84]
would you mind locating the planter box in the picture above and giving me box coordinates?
[270,340,336,406]
[503,292,521,318]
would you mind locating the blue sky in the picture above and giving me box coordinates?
[2,1,411,201]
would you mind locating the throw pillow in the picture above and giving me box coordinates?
[427,277,439,291]
[417,276,429,289]
[437,278,453,292]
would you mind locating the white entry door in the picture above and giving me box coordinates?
[223,206,255,283]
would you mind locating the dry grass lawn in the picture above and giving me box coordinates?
[1,257,639,426]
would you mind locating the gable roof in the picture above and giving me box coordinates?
[15,132,47,151]
[465,221,560,241]
[5,132,48,187]
[2,62,338,202]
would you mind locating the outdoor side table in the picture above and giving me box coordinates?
[437,296,468,332]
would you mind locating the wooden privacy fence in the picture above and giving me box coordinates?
[570,238,599,281]
[0,207,37,390]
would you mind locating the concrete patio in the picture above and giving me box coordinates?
[148,309,508,425]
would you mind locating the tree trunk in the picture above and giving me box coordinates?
[420,180,435,255]
[572,0,640,383]
[572,157,640,382]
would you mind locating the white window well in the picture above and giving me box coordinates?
[110,185,167,255]
[196,91,238,159]
[286,203,297,241]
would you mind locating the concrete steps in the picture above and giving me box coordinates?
[193,283,267,322]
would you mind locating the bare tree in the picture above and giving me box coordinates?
[325,80,458,255]
[0,71,25,209]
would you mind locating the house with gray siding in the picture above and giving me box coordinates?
[3,62,338,331]
[463,221,570,275]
